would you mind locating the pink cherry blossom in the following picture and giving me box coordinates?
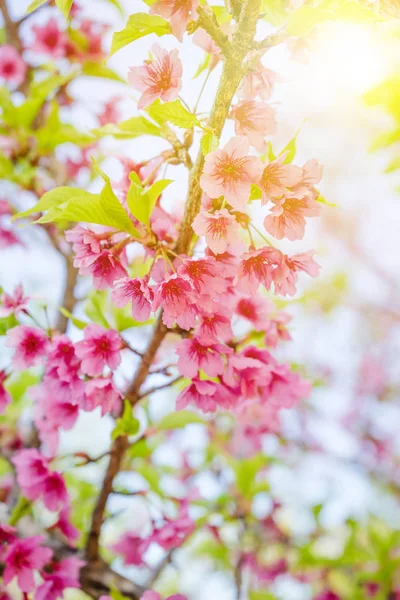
[3,536,53,592]
[82,249,127,290]
[230,101,276,151]
[31,18,67,58]
[262,361,311,408]
[314,591,341,600]
[193,27,221,68]
[0,284,29,317]
[200,136,263,208]
[51,504,80,546]
[192,208,240,254]
[264,312,292,348]
[75,324,121,376]
[0,45,26,87]
[0,227,21,248]
[0,524,16,560]
[153,274,197,330]
[177,257,228,300]
[0,370,11,414]
[147,509,195,550]
[83,376,122,415]
[35,557,85,600]
[260,154,303,204]
[272,251,320,296]
[98,96,121,127]
[177,378,235,412]
[264,195,321,241]
[196,313,233,344]
[128,43,182,109]
[6,325,49,370]
[238,64,279,100]
[46,335,82,383]
[150,0,198,42]
[111,532,146,566]
[235,296,271,331]
[112,277,154,322]
[176,337,225,378]
[236,246,281,294]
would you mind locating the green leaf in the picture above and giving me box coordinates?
[110,587,129,600]
[84,290,111,329]
[81,61,125,82]
[102,0,124,15]
[158,410,205,430]
[278,129,300,163]
[126,177,172,226]
[14,187,95,221]
[201,133,219,155]
[92,116,161,140]
[287,5,331,36]
[261,0,289,26]
[112,400,140,439]
[55,0,74,18]
[9,496,31,525]
[110,13,171,56]
[26,0,47,14]
[147,99,200,129]
[59,307,88,329]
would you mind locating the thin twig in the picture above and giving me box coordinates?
[137,376,182,401]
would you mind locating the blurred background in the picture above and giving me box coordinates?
[1,1,400,598]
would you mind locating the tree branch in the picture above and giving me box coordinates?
[57,254,78,333]
[197,5,232,55]
[0,0,22,51]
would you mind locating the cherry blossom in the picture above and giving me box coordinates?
[152,273,197,330]
[75,324,121,376]
[35,557,85,600]
[176,337,225,378]
[83,376,122,415]
[264,195,321,240]
[236,246,282,294]
[3,536,53,592]
[200,136,263,208]
[272,251,320,296]
[0,370,11,414]
[260,154,303,203]
[230,100,277,151]
[128,43,183,109]
[6,325,49,370]
[177,378,236,412]
[112,277,154,321]
[31,18,67,58]
[111,532,146,566]
[0,45,26,87]
[150,0,198,42]
[238,64,279,100]
[192,208,241,254]
[0,284,29,317]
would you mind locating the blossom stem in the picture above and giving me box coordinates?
[194,68,213,114]
[137,376,183,401]
[249,221,276,247]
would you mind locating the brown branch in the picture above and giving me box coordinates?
[57,253,78,333]
[137,375,182,401]
[197,5,232,55]
[251,27,289,51]
[0,0,22,51]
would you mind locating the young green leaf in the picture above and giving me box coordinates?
[55,0,73,18]
[26,0,47,14]
[112,400,140,439]
[110,13,171,56]
[147,99,200,128]
[157,410,205,430]
[201,133,219,155]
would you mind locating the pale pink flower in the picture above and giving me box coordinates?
[230,101,276,151]
[152,274,197,330]
[0,227,21,248]
[260,154,303,204]
[6,325,49,370]
[39,471,69,512]
[193,27,221,68]
[272,251,320,296]
[192,209,240,254]
[0,284,29,317]
[287,158,323,200]
[128,43,182,109]
[0,525,16,561]
[0,370,11,414]
[264,313,292,348]
[236,247,281,294]
[31,18,67,58]
[112,277,154,322]
[200,137,263,208]
[35,557,85,600]
[176,337,225,378]
[81,249,127,290]
[147,510,195,550]
[238,64,279,100]
[235,296,271,331]
[51,504,80,546]
[46,335,81,382]
[196,313,233,344]
[150,0,198,42]
[264,195,321,241]
[223,348,272,399]
[3,536,53,592]
[111,533,146,566]
[75,324,121,376]
[83,376,122,415]
[98,96,121,127]
[177,378,235,412]
[0,45,26,87]
[177,257,227,297]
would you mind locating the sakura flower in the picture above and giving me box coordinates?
[5,325,49,370]
[150,0,198,42]
[236,246,281,294]
[0,524,16,560]
[0,45,27,87]
[3,536,53,592]
[112,277,154,322]
[288,158,323,200]
[200,136,263,209]
[40,471,69,512]
[196,313,233,344]
[177,257,227,297]
[111,532,146,566]
[230,100,276,152]
[83,376,122,415]
[35,557,85,600]
[0,227,21,248]
[176,337,225,378]
[46,335,81,383]
[148,510,195,550]
[98,96,121,127]
[12,448,49,488]
[235,296,271,331]
[192,208,240,254]
[238,64,279,100]
[0,284,29,317]
[272,251,320,296]
[264,313,292,348]
[153,274,197,330]
[82,249,127,290]
[31,18,67,58]
[193,27,221,68]
[128,43,182,109]
[260,154,303,203]
[51,504,80,546]
[262,361,311,409]
[314,591,341,600]
[223,348,272,399]
[0,370,11,414]
[75,324,121,376]
[177,378,235,412]
[264,195,321,241]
